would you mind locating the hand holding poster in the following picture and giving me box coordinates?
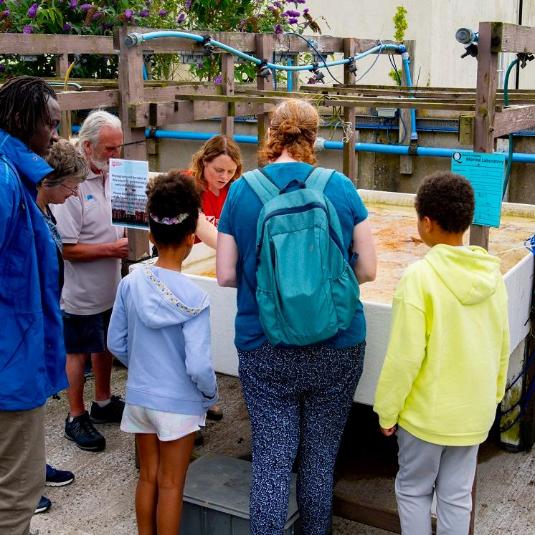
[110,158,150,229]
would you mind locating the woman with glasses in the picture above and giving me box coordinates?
[37,139,88,289]
[34,138,88,514]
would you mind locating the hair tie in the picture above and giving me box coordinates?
[150,213,189,225]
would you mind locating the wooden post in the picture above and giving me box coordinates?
[55,53,72,139]
[118,26,149,261]
[256,33,274,164]
[221,52,235,138]
[470,22,498,250]
[399,41,415,175]
[343,38,357,183]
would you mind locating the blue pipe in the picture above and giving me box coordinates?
[146,129,535,163]
[126,31,404,72]
[287,57,293,92]
[401,52,418,141]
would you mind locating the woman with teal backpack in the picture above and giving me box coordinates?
[217,98,377,535]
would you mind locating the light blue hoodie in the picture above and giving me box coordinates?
[107,265,218,415]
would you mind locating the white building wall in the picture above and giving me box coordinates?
[303,0,535,89]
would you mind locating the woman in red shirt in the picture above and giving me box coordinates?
[190,135,242,421]
[190,135,243,230]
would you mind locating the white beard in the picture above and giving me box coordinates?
[91,156,109,173]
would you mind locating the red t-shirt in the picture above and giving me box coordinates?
[201,185,229,228]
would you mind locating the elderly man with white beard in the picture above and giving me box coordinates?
[53,110,128,452]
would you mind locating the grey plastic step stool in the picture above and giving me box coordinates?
[181,453,302,535]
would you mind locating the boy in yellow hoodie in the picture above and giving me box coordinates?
[373,172,510,535]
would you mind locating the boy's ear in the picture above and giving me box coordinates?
[422,216,434,234]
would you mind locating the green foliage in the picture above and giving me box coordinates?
[392,5,408,43]
[388,5,408,86]
[0,1,322,83]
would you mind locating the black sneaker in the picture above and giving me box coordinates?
[34,496,51,514]
[90,395,125,424]
[65,411,106,451]
[45,464,75,487]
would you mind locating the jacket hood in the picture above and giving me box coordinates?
[129,265,209,328]
[424,244,502,305]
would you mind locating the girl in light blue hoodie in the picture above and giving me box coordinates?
[107,170,218,535]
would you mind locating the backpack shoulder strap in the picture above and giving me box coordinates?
[242,169,280,205]
[305,167,335,193]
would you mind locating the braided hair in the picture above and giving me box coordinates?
[0,76,57,144]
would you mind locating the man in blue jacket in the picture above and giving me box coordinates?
[0,76,65,535]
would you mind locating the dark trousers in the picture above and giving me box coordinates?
[238,341,365,535]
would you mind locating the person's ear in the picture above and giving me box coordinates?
[186,233,196,247]
[423,216,434,234]
[82,139,92,157]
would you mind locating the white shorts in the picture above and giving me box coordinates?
[120,403,206,441]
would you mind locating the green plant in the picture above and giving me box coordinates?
[388,5,408,86]
[0,1,322,82]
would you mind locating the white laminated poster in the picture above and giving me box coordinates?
[110,158,150,229]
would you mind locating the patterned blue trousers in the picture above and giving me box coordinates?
[238,341,365,535]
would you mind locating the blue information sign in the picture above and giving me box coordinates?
[451,151,505,228]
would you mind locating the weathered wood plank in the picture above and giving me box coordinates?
[118,26,149,262]
[459,115,475,146]
[57,90,119,111]
[470,22,498,250]
[221,53,235,137]
[496,22,535,53]
[119,27,401,55]
[256,33,274,160]
[0,33,115,55]
[493,105,535,137]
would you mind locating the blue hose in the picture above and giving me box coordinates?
[145,128,535,163]
[126,31,404,72]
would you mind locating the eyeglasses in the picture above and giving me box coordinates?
[60,183,79,196]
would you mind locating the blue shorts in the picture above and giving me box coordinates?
[63,309,112,354]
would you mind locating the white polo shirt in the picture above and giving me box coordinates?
[53,171,123,315]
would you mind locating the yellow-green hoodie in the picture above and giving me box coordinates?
[373,244,510,446]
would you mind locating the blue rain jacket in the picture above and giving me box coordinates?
[0,129,67,410]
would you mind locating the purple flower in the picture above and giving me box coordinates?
[138,8,149,17]
[177,12,186,23]
[214,74,223,85]
[185,0,193,9]
[80,3,92,11]
[23,25,33,34]
[63,22,72,32]
[288,17,298,24]
[294,0,306,3]
[0,9,9,18]
[158,8,167,16]
[124,8,133,20]
[273,1,282,8]
[303,8,309,14]
[27,3,38,18]
[284,9,300,17]
[0,64,5,73]
[92,11,102,20]
[274,24,283,34]
[69,0,78,8]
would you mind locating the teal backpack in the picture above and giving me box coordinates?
[242,167,360,347]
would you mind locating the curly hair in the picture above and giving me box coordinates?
[190,135,242,190]
[43,139,88,187]
[0,76,57,145]
[146,169,201,246]
[259,99,319,165]
[415,172,475,233]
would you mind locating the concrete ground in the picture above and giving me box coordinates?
[32,368,535,534]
